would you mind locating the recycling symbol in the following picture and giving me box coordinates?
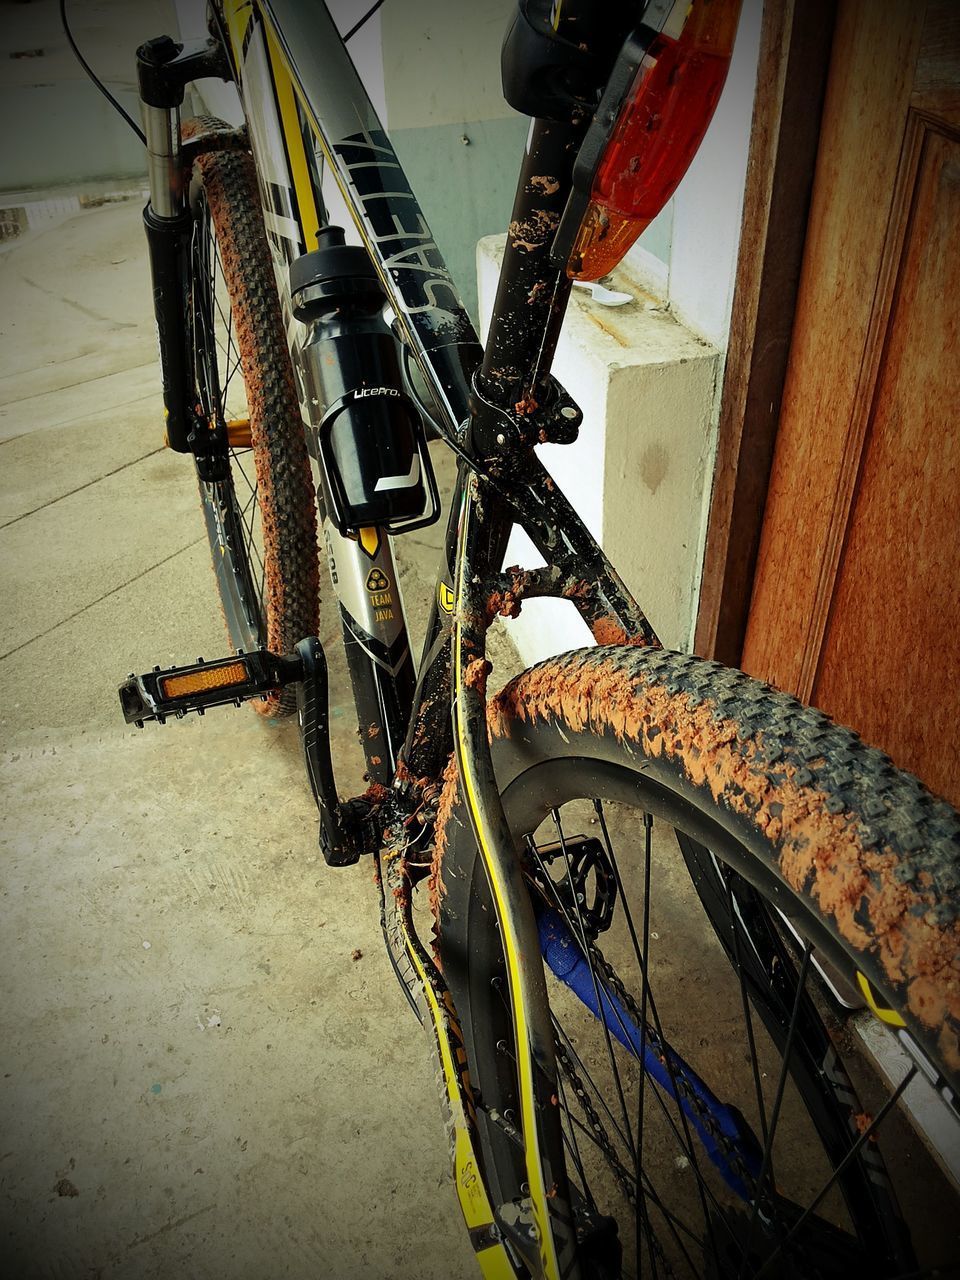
[366,568,390,593]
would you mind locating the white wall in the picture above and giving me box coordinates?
[173,0,386,126]
[625,0,764,349]
[665,0,763,347]
[479,238,720,660]
[0,0,177,191]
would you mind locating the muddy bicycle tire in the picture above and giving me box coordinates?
[186,122,319,716]
[436,646,960,1277]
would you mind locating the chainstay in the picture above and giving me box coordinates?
[379,831,522,1278]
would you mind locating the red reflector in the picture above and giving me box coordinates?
[569,0,742,281]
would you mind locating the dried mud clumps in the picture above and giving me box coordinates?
[509,208,560,254]
[590,616,634,647]
[353,781,389,822]
[487,586,523,622]
[429,754,463,965]
[363,781,390,804]
[488,650,960,1072]
[464,657,494,695]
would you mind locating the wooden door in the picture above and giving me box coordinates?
[741,0,960,807]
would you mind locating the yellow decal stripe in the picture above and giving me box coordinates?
[402,935,515,1274]
[476,1243,522,1280]
[264,26,320,251]
[857,971,907,1028]
[221,0,249,65]
[257,13,394,309]
[453,493,561,1280]
[359,526,382,558]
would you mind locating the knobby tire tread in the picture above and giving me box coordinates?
[437,645,960,1101]
[188,120,319,716]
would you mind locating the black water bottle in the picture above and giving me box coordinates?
[290,227,432,534]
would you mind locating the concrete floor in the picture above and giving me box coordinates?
[0,195,478,1279]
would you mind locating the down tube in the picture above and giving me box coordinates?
[258,0,483,434]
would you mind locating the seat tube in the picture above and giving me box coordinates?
[478,115,589,409]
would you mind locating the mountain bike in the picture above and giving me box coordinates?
[73,0,960,1273]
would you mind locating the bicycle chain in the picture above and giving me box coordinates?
[553,1035,679,1277]
[565,939,759,1198]
[526,853,755,1194]
[553,1034,639,1208]
[551,940,760,1275]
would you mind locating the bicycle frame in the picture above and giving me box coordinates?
[122,0,960,1271]
[200,3,660,1275]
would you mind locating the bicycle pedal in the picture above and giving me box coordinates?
[119,649,302,726]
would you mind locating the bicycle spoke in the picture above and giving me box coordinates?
[555,1062,598,1213]
[636,811,660,1280]
[204,215,262,631]
[535,822,743,1272]
[223,284,238,393]
[752,1065,918,1280]
[551,807,637,1161]
[724,872,772,1156]
[587,804,726,1268]
[233,482,262,568]
[559,1099,703,1280]
[538,858,647,1105]
[591,800,662,1276]
[736,941,813,1279]
[234,455,258,500]
[213,248,232,336]
[552,1013,634,1153]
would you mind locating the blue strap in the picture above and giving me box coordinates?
[538,903,761,1199]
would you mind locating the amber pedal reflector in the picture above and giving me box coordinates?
[159,661,249,699]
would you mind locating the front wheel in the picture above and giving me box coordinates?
[185,123,320,716]
[436,647,960,1277]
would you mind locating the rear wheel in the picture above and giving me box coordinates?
[186,125,319,716]
[437,647,960,1277]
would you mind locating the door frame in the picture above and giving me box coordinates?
[694,0,836,666]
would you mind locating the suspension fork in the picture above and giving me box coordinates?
[136,33,230,463]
